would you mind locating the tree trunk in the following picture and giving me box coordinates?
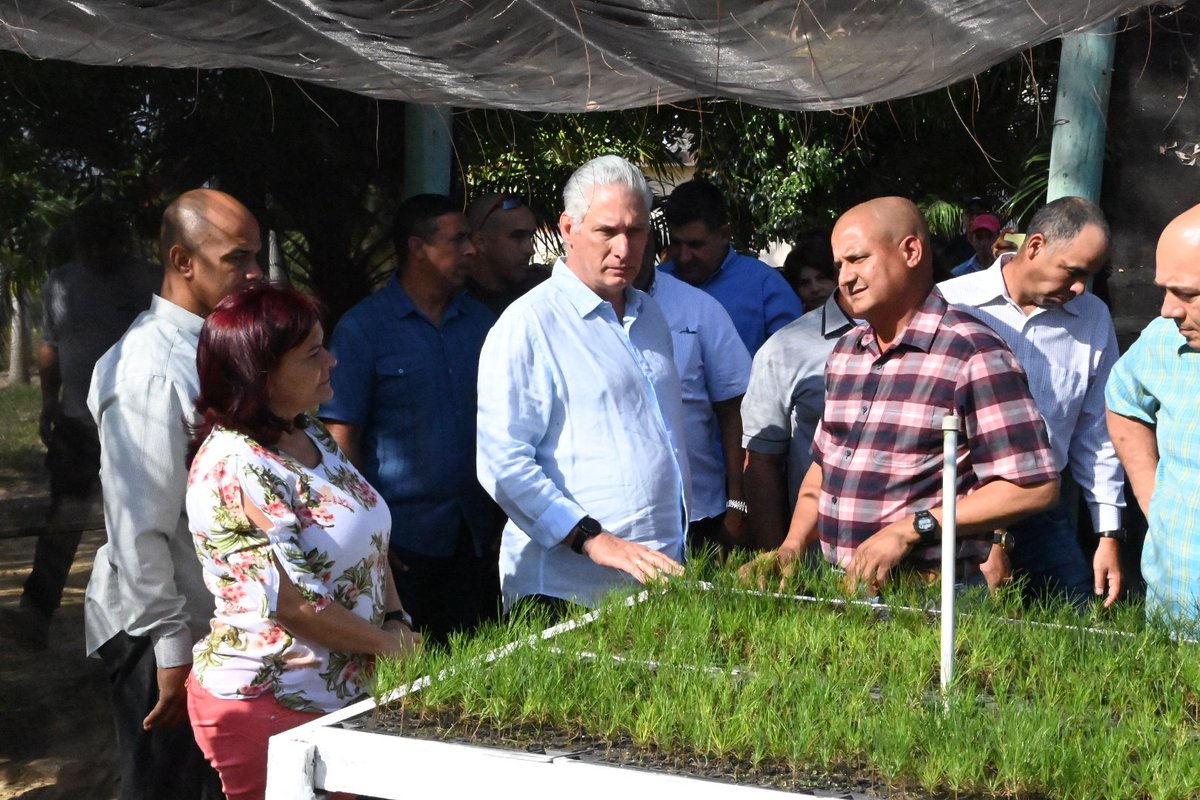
[8,290,31,384]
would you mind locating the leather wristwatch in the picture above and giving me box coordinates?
[993,529,1013,553]
[569,516,603,554]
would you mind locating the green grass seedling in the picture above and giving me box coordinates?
[373,557,1200,798]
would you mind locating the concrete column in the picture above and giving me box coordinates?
[1047,19,1117,203]
[404,105,453,197]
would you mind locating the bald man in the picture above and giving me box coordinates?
[86,189,261,800]
[465,193,548,316]
[1107,204,1200,622]
[743,197,1058,593]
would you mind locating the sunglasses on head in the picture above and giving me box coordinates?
[478,194,526,229]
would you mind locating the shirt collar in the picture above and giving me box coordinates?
[985,252,1085,318]
[385,274,469,321]
[150,294,203,337]
[853,289,947,355]
[551,258,641,318]
[820,293,856,338]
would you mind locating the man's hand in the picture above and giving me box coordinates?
[720,507,749,551]
[143,664,191,730]
[38,400,58,447]
[380,620,423,656]
[844,520,919,594]
[736,545,803,592]
[979,543,1013,591]
[1093,537,1124,609]
[582,532,683,584]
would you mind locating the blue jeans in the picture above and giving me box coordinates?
[1009,492,1093,605]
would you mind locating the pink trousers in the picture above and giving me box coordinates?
[187,673,351,800]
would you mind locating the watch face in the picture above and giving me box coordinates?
[915,512,937,533]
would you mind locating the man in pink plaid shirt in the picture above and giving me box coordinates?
[744,197,1059,594]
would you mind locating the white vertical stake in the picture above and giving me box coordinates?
[940,413,959,699]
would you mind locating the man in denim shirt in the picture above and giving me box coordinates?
[321,194,503,645]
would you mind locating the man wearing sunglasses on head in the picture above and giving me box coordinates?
[465,193,550,317]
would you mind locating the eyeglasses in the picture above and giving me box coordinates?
[477,194,526,230]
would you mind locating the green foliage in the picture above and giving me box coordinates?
[0,380,43,484]
[376,559,1200,799]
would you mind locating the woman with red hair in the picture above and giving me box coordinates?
[184,283,419,800]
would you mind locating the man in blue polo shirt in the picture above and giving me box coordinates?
[660,179,803,354]
[320,194,503,646]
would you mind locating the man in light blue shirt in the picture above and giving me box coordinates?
[635,248,751,552]
[660,179,803,355]
[940,197,1124,607]
[1107,203,1200,623]
[477,155,689,614]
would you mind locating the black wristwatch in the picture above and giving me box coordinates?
[569,516,603,554]
[913,510,940,544]
[1098,528,1127,542]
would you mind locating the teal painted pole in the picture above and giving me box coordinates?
[1046,20,1117,203]
[404,105,453,197]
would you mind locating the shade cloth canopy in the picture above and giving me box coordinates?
[0,1,1146,111]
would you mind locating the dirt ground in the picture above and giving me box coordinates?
[0,508,119,798]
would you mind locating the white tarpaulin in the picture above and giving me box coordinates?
[0,1,1148,111]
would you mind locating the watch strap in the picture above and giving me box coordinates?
[569,516,603,554]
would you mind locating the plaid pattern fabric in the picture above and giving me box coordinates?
[1105,317,1200,620]
[814,289,1057,571]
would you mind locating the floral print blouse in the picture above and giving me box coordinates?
[186,418,391,713]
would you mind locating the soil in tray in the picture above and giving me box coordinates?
[360,705,900,799]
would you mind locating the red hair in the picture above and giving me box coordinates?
[189,283,323,462]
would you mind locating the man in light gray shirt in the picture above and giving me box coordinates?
[87,189,262,800]
[741,291,857,550]
[939,196,1124,607]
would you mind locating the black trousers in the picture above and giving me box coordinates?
[96,632,223,800]
[22,413,99,617]
[392,521,501,648]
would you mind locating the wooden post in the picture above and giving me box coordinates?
[1047,20,1117,203]
[404,105,453,197]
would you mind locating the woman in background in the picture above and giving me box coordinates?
[184,283,419,800]
[782,233,836,311]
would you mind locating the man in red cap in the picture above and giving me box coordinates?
[951,212,1002,276]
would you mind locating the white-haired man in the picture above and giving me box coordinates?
[477,155,689,617]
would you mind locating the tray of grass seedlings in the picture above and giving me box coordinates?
[369,552,1200,799]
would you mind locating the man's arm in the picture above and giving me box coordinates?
[745,450,789,550]
[713,395,748,547]
[37,342,61,445]
[846,477,1059,591]
[1067,320,1126,606]
[739,461,822,589]
[93,373,197,729]
[1106,409,1158,518]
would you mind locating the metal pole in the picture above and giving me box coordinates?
[1046,20,1117,204]
[940,413,960,696]
[404,104,453,197]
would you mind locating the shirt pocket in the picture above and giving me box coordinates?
[372,357,430,421]
[868,405,944,471]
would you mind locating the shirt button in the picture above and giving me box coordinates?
[831,497,838,505]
